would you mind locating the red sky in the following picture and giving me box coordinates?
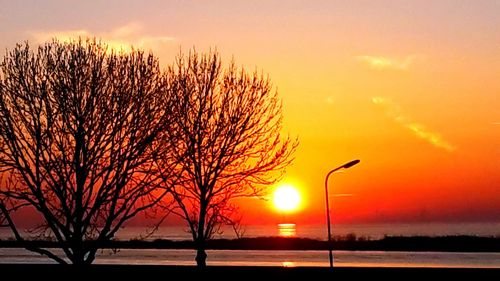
[1,0,499,225]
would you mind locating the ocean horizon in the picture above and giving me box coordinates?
[2,222,498,241]
[113,222,500,241]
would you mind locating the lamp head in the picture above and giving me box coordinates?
[342,159,360,169]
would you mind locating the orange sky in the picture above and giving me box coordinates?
[1,0,499,225]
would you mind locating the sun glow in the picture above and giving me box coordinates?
[273,185,301,212]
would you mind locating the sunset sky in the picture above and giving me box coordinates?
[1,0,499,225]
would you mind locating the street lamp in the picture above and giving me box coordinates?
[325,159,360,268]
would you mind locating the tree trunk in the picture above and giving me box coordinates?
[71,247,86,266]
[196,196,208,267]
[195,240,207,267]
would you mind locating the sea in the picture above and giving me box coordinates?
[1,222,499,268]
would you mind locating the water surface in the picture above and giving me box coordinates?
[1,248,499,268]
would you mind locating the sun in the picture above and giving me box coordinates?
[273,184,301,212]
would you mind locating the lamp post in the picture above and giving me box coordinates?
[325,159,360,269]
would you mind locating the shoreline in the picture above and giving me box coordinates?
[1,235,499,252]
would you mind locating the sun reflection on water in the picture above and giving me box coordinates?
[277,223,296,237]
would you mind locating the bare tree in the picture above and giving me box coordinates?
[159,51,298,267]
[0,201,9,228]
[0,39,175,265]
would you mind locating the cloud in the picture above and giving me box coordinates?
[372,97,457,152]
[331,193,355,197]
[492,122,500,125]
[29,22,176,52]
[356,55,421,70]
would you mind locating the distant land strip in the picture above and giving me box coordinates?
[1,236,499,252]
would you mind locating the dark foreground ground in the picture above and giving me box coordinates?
[1,264,499,279]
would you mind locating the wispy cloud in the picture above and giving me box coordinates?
[372,97,457,152]
[29,22,176,51]
[356,55,421,70]
[331,193,355,197]
[492,122,500,125]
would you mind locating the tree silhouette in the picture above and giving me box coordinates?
[158,51,298,267]
[0,40,175,265]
